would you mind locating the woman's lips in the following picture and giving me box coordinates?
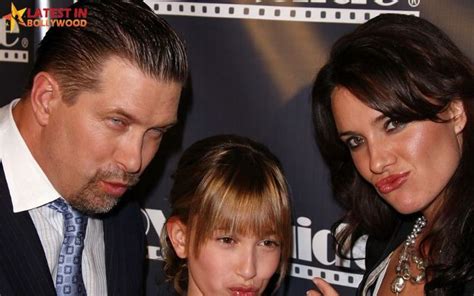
[230,287,258,296]
[100,180,128,197]
[375,172,410,194]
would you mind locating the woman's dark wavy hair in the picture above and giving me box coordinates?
[312,14,474,295]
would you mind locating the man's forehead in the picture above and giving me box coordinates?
[97,55,182,84]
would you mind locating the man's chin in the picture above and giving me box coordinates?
[68,194,120,216]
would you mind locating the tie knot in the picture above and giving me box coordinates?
[48,198,69,214]
[48,198,87,229]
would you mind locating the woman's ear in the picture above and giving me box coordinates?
[166,217,188,259]
[449,100,467,135]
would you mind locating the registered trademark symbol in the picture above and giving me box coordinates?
[21,37,28,48]
[408,0,420,7]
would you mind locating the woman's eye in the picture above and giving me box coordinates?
[385,119,406,132]
[346,136,364,149]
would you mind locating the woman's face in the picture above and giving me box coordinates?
[331,87,465,219]
[186,230,281,296]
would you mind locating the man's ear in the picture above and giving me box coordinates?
[166,217,188,259]
[29,72,61,126]
[448,100,467,135]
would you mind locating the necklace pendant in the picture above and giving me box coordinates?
[411,270,425,284]
[391,216,427,295]
[391,276,406,294]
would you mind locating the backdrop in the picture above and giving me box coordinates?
[1,1,473,295]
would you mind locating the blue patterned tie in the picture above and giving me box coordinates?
[48,199,88,296]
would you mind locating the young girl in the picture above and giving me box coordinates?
[160,135,292,295]
[309,14,474,296]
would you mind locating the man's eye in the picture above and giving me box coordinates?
[151,128,164,137]
[110,117,126,126]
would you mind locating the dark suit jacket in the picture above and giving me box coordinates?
[358,218,474,296]
[156,282,178,296]
[0,164,146,296]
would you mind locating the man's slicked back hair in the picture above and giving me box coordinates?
[25,0,188,101]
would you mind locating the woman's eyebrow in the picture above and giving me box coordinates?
[339,131,358,138]
[372,114,386,125]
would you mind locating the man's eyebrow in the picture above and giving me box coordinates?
[153,121,178,131]
[109,108,178,130]
[110,108,135,120]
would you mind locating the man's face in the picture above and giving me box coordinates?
[42,57,181,214]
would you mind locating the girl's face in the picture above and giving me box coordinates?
[331,87,466,220]
[186,229,281,296]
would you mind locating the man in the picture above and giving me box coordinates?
[0,1,187,295]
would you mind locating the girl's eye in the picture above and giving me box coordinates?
[260,239,280,249]
[218,237,235,245]
[385,119,406,132]
[346,136,364,149]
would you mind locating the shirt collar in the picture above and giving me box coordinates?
[0,99,60,213]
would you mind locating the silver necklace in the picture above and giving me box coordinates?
[391,216,427,295]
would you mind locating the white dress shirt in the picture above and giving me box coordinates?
[0,99,107,295]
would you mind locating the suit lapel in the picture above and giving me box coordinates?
[0,164,56,296]
[103,199,145,295]
[103,213,119,295]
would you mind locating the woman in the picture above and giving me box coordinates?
[310,14,474,296]
[159,134,292,295]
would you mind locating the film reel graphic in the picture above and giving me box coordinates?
[0,18,29,63]
[0,49,28,63]
[291,263,363,288]
[145,1,419,23]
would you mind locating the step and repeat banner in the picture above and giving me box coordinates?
[1,1,473,295]
[0,1,34,99]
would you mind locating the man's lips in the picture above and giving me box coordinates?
[100,180,129,197]
[375,172,410,194]
[229,287,259,296]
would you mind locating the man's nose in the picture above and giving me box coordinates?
[115,137,143,174]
